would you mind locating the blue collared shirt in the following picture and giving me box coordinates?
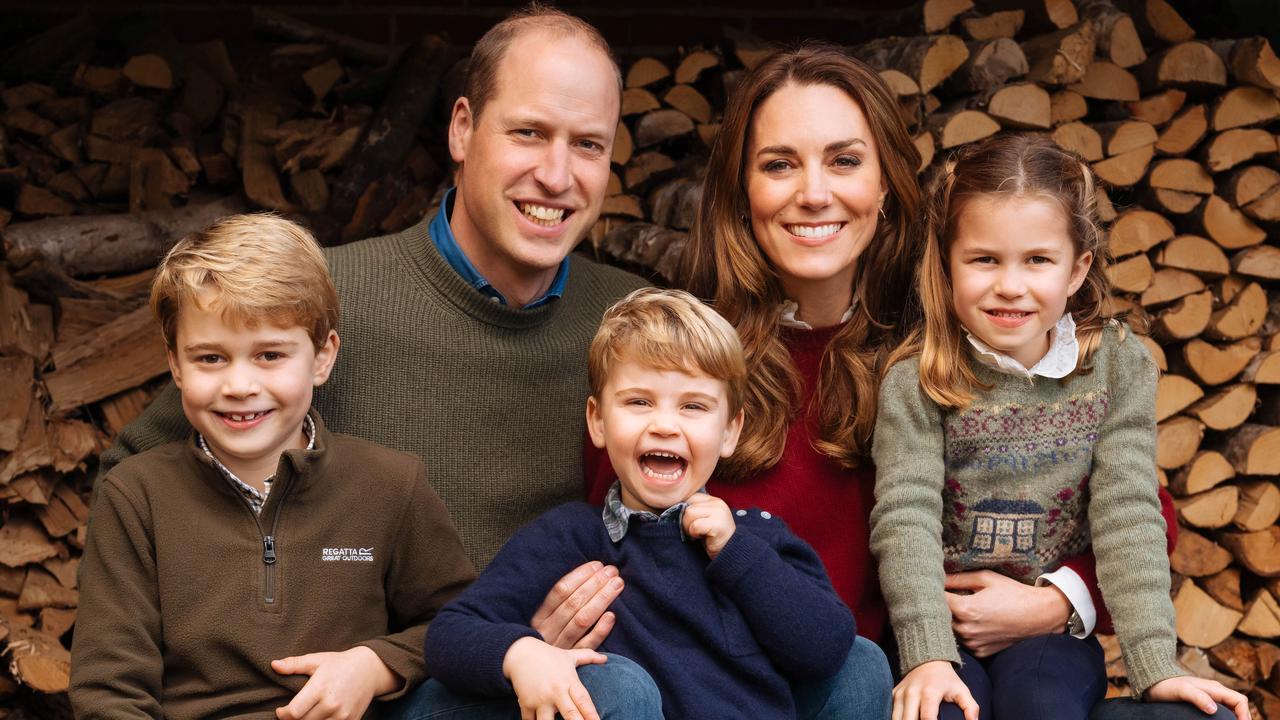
[430,187,570,309]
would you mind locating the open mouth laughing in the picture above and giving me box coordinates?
[638,450,688,482]
[517,201,571,227]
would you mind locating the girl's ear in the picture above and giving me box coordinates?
[1068,250,1094,296]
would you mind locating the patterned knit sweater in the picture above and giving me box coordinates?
[869,325,1184,694]
[98,215,648,570]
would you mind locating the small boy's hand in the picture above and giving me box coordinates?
[1146,676,1251,720]
[892,660,979,720]
[682,492,735,560]
[503,637,607,720]
[272,646,398,720]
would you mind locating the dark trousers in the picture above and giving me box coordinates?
[939,634,1106,720]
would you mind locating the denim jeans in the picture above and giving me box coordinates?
[794,635,894,720]
[384,652,662,720]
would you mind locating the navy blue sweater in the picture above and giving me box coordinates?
[424,502,855,719]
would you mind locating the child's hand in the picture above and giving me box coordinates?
[682,492,735,560]
[503,636,607,720]
[1146,676,1251,720]
[272,646,398,720]
[892,660,979,720]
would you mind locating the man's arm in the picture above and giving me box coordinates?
[70,479,165,719]
[97,382,190,481]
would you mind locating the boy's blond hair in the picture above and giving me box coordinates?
[150,214,339,350]
[588,288,746,414]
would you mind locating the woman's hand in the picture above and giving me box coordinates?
[892,660,979,720]
[531,561,623,650]
[1146,676,1251,720]
[944,570,1071,657]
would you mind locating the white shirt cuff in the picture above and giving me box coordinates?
[1037,566,1097,638]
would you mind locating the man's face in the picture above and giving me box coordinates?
[447,30,620,305]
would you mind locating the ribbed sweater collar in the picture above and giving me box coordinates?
[394,216,567,330]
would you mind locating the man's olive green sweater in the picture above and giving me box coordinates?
[870,325,1184,695]
[98,217,647,570]
[71,413,476,719]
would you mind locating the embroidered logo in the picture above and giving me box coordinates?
[321,547,374,562]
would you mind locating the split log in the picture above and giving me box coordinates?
[1119,0,1194,45]
[1220,526,1280,577]
[1175,485,1239,529]
[854,35,970,94]
[928,109,1001,148]
[122,54,172,90]
[977,83,1051,128]
[1052,122,1103,161]
[1156,104,1208,156]
[2,194,248,277]
[1223,36,1280,90]
[1149,188,1202,214]
[1096,120,1157,156]
[1203,569,1245,613]
[1242,351,1280,383]
[1154,235,1228,276]
[648,176,702,231]
[15,185,74,218]
[1232,246,1280,281]
[1197,195,1266,250]
[663,85,712,124]
[1050,89,1088,124]
[1203,129,1276,173]
[1183,337,1260,385]
[42,305,169,413]
[1092,143,1153,186]
[1175,579,1243,648]
[1110,208,1173,256]
[1188,383,1256,431]
[1143,42,1227,91]
[626,57,670,89]
[6,626,71,693]
[1170,450,1235,495]
[1022,21,1096,86]
[1233,480,1280,532]
[1155,414,1204,468]
[1206,281,1266,341]
[624,151,676,191]
[926,0,976,32]
[0,274,53,361]
[1069,60,1140,100]
[947,38,1027,93]
[1236,590,1280,639]
[634,109,695,148]
[1212,86,1280,131]
[674,50,720,85]
[1107,253,1154,293]
[880,69,921,98]
[1171,527,1233,577]
[1242,186,1280,224]
[612,122,633,166]
[1223,424,1280,476]
[978,0,1077,32]
[1141,269,1204,307]
[1156,373,1204,421]
[1149,159,1214,195]
[1080,0,1146,68]
[329,34,449,223]
[962,10,1025,41]
[914,132,935,172]
[1126,88,1187,126]
[622,88,660,117]
[1225,165,1279,207]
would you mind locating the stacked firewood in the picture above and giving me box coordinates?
[1,0,1278,716]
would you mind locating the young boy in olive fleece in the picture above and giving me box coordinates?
[71,215,475,720]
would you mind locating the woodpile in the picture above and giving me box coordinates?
[0,1,1278,716]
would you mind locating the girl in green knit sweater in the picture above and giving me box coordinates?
[870,134,1249,720]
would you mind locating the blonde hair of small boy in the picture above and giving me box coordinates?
[588,288,746,416]
[150,214,339,350]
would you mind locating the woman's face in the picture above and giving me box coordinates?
[745,82,886,301]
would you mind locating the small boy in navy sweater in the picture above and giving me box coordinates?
[424,288,855,719]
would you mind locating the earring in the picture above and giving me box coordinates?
[878,204,887,220]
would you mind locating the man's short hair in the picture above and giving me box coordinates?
[464,2,622,121]
[150,214,339,350]
[588,288,746,415]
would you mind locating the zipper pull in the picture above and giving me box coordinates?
[263,536,276,564]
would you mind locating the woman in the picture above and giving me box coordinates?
[673,43,1190,720]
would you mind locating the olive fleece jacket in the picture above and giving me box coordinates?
[71,412,476,720]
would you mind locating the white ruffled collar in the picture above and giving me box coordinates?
[966,312,1079,379]
[779,299,856,330]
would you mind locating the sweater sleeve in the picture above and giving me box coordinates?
[1059,484,1177,636]
[868,359,959,673]
[69,478,165,719]
[423,506,588,696]
[705,517,855,680]
[1087,331,1185,695]
[357,462,476,700]
[96,382,190,483]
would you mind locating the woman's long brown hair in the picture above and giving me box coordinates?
[682,43,922,478]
